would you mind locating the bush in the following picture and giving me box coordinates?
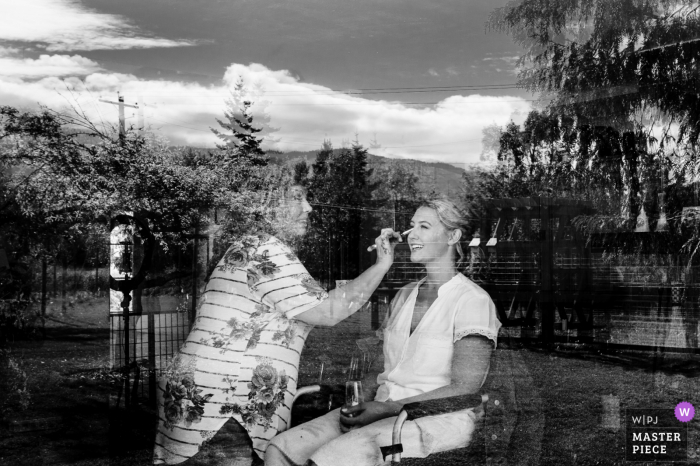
[0,349,31,418]
[0,299,44,344]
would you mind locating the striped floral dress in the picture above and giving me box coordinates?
[153,234,328,464]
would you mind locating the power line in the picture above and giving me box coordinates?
[78,93,517,152]
[92,59,521,95]
[134,99,536,106]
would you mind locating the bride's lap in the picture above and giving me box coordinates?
[267,407,479,466]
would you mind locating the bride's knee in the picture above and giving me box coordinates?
[267,431,288,452]
[264,443,286,465]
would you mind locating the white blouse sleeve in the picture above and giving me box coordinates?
[453,291,501,347]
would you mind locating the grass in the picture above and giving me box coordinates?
[0,296,698,465]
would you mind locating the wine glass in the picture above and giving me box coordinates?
[344,356,364,420]
[345,380,364,409]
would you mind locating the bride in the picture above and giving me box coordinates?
[266,198,501,466]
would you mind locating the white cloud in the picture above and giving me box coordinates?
[0,47,101,78]
[428,68,439,77]
[483,55,519,65]
[0,0,195,51]
[482,54,521,77]
[0,62,530,165]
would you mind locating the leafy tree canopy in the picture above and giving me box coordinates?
[0,105,277,251]
[490,0,700,142]
[297,140,380,282]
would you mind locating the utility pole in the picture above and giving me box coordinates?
[99,94,139,139]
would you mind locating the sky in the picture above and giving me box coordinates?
[0,0,533,166]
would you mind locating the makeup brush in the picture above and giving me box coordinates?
[367,228,414,252]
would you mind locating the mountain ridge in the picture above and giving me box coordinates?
[269,150,465,197]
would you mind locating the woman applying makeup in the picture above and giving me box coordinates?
[153,182,402,465]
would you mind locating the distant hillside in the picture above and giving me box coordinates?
[270,150,465,198]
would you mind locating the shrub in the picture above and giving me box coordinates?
[0,349,31,418]
[0,299,43,344]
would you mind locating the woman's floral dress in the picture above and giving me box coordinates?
[153,234,328,464]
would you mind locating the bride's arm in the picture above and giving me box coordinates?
[339,336,493,430]
[390,335,493,404]
[294,228,399,327]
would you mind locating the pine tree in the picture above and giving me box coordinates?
[211,78,269,167]
[292,160,309,186]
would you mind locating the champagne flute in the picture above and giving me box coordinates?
[344,356,364,421]
[345,380,364,411]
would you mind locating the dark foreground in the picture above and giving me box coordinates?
[1,299,699,466]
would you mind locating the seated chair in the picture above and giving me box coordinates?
[381,346,543,466]
[380,393,488,465]
[290,338,495,465]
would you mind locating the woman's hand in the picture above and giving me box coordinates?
[339,401,403,433]
[374,228,401,270]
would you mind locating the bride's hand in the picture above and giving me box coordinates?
[339,401,402,432]
[374,228,401,269]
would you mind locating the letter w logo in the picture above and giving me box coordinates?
[679,408,690,417]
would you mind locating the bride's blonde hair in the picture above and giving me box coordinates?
[418,198,470,266]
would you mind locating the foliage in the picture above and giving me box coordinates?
[371,160,423,204]
[3,103,282,238]
[0,348,31,418]
[480,123,503,162]
[489,0,700,143]
[2,107,204,243]
[297,141,379,283]
[0,299,43,345]
[292,159,310,186]
[485,0,700,242]
[466,110,700,265]
[210,77,277,167]
[1,103,286,309]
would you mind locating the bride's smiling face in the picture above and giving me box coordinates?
[407,207,453,264]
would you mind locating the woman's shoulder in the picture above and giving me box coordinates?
[452,274,492,301]
[238,233,293,257]
[216,233,290,273]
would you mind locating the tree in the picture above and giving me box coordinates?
[466,108,700,264]
[490,0,700,140]
[480,124,502,162]
[471,113,627,206]
[0,105,280,268]
[297,141,379,284]
[372,161,422,205]
[211,78,277,167]
[292,160,309,187]
[488,0,700,220]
